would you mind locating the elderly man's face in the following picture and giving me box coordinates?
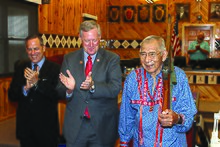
[139,40,167,77]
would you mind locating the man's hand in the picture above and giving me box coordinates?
[59,69,76,93]
[158,109,179,127]
[80,72,92,90]
[24,79,32,91]
[24,67,39,88]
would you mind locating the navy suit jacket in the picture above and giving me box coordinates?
[8,59,61,141]
[57,48,122,144]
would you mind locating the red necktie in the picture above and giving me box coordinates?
[85,55,92,76]
[84,55,92,119]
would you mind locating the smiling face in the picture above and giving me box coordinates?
[140,38,167,77]
[80,28,101,55]
[26,38,45,64]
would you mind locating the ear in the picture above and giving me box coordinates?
[162,50,168,62]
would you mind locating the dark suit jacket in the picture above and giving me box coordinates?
[8,59,61,143]
[57,48,122,145]
[177,12,189,21]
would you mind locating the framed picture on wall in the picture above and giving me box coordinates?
[175,3,190,22]
[138,5,150,22]
[153,4,166,22]
[109,6,120,22]
[209,2,220,21]
[123,6,135,22]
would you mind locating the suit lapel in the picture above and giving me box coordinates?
[78,49,85,84]
[78,49,89,98]
[92,48,103,78]
[38,60,49,79]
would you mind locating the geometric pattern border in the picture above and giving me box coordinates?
[187,74,220,85]
[40,34,142,49]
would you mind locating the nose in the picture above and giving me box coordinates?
[31,49,36,54]
[89,40,96,47]
[144,54,152,63]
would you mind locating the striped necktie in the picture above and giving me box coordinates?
[33,64,38,71]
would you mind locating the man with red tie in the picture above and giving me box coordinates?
[57,20,122,147]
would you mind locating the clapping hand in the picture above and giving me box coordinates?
[24,67,39,90]
[80,72,92,90]
[59,69,76,92]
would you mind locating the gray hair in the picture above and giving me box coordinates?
[79,20,101,37]
[140,35,166,51]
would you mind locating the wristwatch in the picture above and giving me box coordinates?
[177,114,183,124]
[90,81,95,93]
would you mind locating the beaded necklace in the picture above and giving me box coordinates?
[135,68,163,147]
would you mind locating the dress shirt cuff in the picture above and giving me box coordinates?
[23,86,29,96]
[120,141,128,147]
[89,88,95,93]
[66,91,73,98]
[89,81,95,93]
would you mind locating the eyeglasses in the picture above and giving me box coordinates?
[139,51,161,59]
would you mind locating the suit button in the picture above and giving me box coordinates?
[85,100,88,104]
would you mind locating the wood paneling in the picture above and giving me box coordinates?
[38,0,220,60]
[0,77,16,121]
[39,0,83,35]
[38,0,220,39]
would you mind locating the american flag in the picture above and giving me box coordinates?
[171,16,181,56]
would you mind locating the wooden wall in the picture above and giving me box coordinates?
[39,0,220,39]
[39,0,220,59]
[0,77,16,121]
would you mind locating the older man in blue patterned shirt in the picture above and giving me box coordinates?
[118,35,197,147]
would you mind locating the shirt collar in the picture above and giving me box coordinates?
[32,56,45,70]
[84,52,97,63]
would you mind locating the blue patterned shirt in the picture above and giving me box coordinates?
[118,66,197,147]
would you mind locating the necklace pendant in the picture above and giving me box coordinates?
[149,106,153,112]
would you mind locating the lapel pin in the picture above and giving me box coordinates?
[97,59,100,62]
[80,61,83,64]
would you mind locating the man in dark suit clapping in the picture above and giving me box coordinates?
[57,20,122,147]
[8,34,61,147]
